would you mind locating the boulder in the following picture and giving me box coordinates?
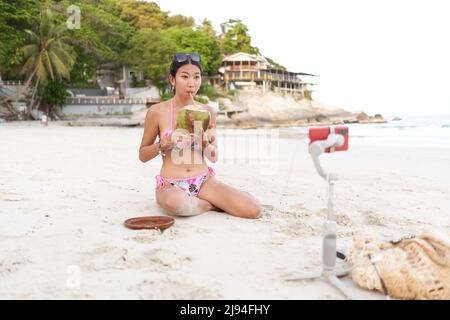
[356,112,370,121]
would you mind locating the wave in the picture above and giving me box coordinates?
[375,125,418,129]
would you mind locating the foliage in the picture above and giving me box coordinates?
[60,0,135,64]
[120,0,167,29]
[0,0,45,79]
[304,90,313,101]
[123,26,222,93]
[265,57,286,71]
[166,14,195,28]
[163,27,222,75]
[38,79,70,108]
[131,75,147,88]
[123,28,177,93]
[194,96,208,104]
[20,9,75,84]
[198,83,220,100]
[200,19,216,37]
[161,92,173,101]
[1,0,296,111]
[220,19,260,55]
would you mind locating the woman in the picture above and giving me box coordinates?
[139,53,261,218]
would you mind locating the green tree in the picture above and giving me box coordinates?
[200,19,216,38]
[124,26,222,93]
[38,79,70,119]
[0,0,45,79]
[49,0,135,89]
[220,19,260,55]
[163,27,222,75]
[123,28,177,94]
[19,9,75,118]
[166,14,195,28]
[120,0,167,29]
[61,0,135,63]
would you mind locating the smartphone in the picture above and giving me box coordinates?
[309,126,349,152]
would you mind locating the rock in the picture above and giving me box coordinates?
[315,114,330,123]
[392,116,402,121]
[374,114,384,119]
[356,112,370,121]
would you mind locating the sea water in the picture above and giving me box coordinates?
[289,114,450,149]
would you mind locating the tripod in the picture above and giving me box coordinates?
[285,132,358,300]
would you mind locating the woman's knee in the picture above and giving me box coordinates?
[246,200,262,219]
[163,195,185,214]
[235,197,261,219]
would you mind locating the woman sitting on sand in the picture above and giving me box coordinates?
[139,53,261,218]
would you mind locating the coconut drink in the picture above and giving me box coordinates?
[177,105,211,135]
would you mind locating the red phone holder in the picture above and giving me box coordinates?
[309,126,349,152]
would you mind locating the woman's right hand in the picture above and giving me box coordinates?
[159,134,176,152]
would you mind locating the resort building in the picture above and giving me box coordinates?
[213,52,317,97]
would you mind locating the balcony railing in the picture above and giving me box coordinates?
[0,80,25,86]
[225,71,306,83]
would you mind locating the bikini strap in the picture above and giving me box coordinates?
[170,98,174,130]
[207,166,216,176]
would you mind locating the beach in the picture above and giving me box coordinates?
[1,120,449,299]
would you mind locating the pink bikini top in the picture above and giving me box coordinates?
[161,99,174,139]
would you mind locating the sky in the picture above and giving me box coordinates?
[155,0,450,117]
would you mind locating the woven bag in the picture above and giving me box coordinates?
[346,232,450,299]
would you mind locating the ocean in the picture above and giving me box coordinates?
[289,114,450,149]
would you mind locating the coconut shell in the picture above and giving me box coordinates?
[177,105,211,134]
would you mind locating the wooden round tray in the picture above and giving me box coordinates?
[123,216,174,231]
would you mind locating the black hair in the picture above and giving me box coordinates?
[169,53,203,94]
[169,53,203,77]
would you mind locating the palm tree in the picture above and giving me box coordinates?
[20,9,75,119]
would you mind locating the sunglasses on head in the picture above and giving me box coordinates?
[174,53,201,63]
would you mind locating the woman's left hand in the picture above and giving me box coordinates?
[200,128,215,150]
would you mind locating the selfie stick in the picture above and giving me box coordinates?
[285,131,358,300]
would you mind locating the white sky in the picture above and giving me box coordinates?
[155,0,450,117]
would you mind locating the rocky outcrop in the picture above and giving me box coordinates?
[60,91,387,129]
[355,111,386,124]
[356,112,370,122]
[216,92,386,128]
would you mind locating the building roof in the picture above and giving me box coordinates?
[265,68,318,77]
[222,52,269,64]
[222,52,318,76]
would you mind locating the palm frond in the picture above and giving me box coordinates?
[52,46,75,68]
[43,51,55,81]
[24,29,40,44]
[36,55,48,84]
[44,38,56,50]
[22,44,39,58]
[20,57,37,76]
[49,51,71,80]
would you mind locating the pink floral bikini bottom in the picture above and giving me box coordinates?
[155,166,215,197]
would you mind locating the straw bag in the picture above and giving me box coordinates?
[346,232,450,299]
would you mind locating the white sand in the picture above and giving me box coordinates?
[1,121,449,299]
